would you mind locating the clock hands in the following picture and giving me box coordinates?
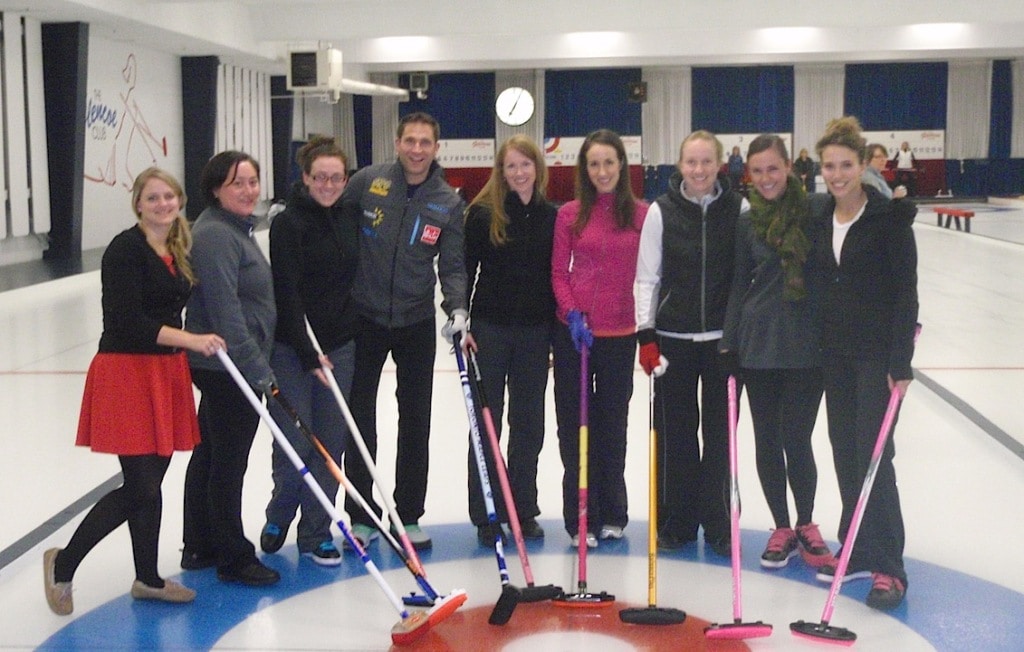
[508,88,524,118]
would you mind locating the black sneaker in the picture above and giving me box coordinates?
[706,535,731,557]
[217,559,280,586]
[180,548,217,571]
[301,541,342,567]
[519,518,545,539]
[657,532,695,551]
[477,523,506,547]
[815,562,873,584]
[260,522,288,553]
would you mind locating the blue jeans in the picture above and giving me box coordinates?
[265,340,355,551]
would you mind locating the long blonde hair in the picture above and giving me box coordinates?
[467,135,548,246]
[131,167,195,286]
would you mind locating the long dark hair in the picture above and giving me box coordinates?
[573,129,638,235]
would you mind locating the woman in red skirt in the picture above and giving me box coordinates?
[43,168,225,615]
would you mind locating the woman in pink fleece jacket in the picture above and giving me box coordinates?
[551,129,648,547]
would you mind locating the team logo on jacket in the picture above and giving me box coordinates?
[369,177,391,196]
[420,223,441,245]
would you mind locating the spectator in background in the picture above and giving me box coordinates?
[863,143,907,199]
[259,137,359,566]
[44,168,223,615]
[892,141,917,197]
[727,145,745,192]
[463,135,556,546]
[634,130,744,556]
[552,129,648,548]
[793,147,816,193]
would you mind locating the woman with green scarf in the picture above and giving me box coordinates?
[720,134,833,571]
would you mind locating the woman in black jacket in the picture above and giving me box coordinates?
[463,135,556,545]
[812,116,919,612]
[44,168,224,615]
[259,137,360,565]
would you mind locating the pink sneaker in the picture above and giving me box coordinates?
[866,572,906,610]
[760,527,798,568]
[795,523,834,568]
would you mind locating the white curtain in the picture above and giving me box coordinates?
[641,67,692,166]
[216,64,274,196]
[794,64,844,159]
[1012,60,1024,158]
[333,96,358,168]
[370,73,401,165]
[946,61,991,159]
[494,70,544,149]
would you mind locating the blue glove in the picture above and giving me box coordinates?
[566,310,593,352]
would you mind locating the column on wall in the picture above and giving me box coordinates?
[1,14,53,261]
[946,61,991,160]
[641,66,692,167]
[1011,60,1024,159]
[216,64,274,197]
[494,70,544,148]
[793,64,844,157]
[370,72,400,165]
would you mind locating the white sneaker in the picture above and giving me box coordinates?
[599,525,624,540]
[571,533,598,548]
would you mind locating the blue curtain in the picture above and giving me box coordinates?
[399,72,495,139]
[544,68,642,136]
[270,76,293,201]
[691,66,794,133]
[844,63,947,129]
[989,60,1012,160]
[352,94,372,169]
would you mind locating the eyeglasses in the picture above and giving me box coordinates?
[312,173,347,185]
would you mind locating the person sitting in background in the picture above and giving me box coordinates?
[863,144,907,199]
[44,168,225,615]
[793,147,816,193]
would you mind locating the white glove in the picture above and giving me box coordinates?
[652,355,669,378]
[441,310,469,345]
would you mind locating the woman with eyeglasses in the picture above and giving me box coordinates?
[258,136,360,566]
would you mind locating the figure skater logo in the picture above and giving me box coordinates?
[84,53,168,189]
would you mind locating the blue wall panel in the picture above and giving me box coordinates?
[692,66,794,133]
[845,62,948,130]
[399,72,495,139]
[544,68,642,136]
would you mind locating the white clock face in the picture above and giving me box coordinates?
[495,86,535,126]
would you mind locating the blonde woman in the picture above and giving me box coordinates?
[44,168,224,615]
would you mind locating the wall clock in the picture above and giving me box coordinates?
[495,86,535,126]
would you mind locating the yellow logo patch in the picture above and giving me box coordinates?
[369,177,391,196]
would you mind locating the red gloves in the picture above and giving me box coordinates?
[639,341,661,376]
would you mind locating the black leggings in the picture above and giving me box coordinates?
[55,454,171,587]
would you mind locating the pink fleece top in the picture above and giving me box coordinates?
[552,193,648,337]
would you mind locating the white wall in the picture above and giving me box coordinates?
[82,37,184,250]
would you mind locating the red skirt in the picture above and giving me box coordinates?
[76,351,201,456]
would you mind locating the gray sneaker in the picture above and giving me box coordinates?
[344,524,379,550]
[398,523,432,550]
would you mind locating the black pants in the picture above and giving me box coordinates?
[745,367,824,529]
[57,454,170,586]
[345,317,436,527]
[655,337,731,543]
[184,368,260,568]
[552,326,634,536]
[467,320,551,526]
[823,353,908,587]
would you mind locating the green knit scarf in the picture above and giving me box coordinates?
[747,174,810,301]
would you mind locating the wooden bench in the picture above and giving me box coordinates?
[934,207,975,233]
